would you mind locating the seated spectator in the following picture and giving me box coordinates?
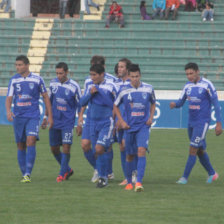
[0,0,11,12]
[140,1,152,20]
[196,0,206,12]
[105,1,124,28]
[164,0,180,20]
[152,0,166,20]
[202,1,214,21]
[185,0,196,11]
[85,0,100,15]
[59,0,68,19]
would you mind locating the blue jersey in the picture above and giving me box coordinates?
[49,78,81,129]
[83,72,118,121]
[7,72,47,118]
[175,77,221,126]
[80,79,118,121]
[114,82,156,132]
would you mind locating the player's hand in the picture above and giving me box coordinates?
[41,118,48,129]
[170,102,176,109]
[120,120,130,130]
[215,122,222,136]
[76,125,82,136]
[116,120,123,130]
[6,111,14,122]
[48,116,54,129]
[90,86,98,95]
[146,118,153,126]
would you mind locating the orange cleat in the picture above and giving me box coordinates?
[125,183,133,190]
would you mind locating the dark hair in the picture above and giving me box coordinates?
[90,55,105,66]
[129,64,141,73]
[184,62,199,71]
[90,64,105,74]
[140,1,146,9]
[16,55,29,64]
[119,58,132,71]
[114,63,118,76]
[55,62,68,72]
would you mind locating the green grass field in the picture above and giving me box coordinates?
[0,125,224,224]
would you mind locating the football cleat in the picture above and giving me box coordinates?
[21,175,31,183]
[207,172,219,184]
[135,182,144,192]
[56,175,64,183]
[176,177,188,184]
[125,183,133,191]
[96,177,108,188]
[108,173,115,180]
[119,179,128,186]
[64,168,74,180]
[91,169,99,183]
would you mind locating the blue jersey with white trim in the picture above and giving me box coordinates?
[81,79,118,121]
[175,77,221,126]
[114,82,156,132]
[49,78,81,129]
[83,72,118,121]
[7,72,47,118]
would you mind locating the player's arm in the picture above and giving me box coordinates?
[113,104,130,129]
[146,102,156,126]
[80,86,96,107]
[5,96,14,122]
[41,92,53,129]
[170,88,187,109]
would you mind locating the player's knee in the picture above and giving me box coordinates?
[95,144,105,155]
[81,140,91,152]
[138,147,146,157]
[26,137,36,147]
[126,154,134,162]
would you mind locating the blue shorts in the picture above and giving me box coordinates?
[188,123,209,149]
[49,128,74,146]
[125,125,150,155]
[13,117,40,143]
[82,118,90,140]
[90,117,114,150]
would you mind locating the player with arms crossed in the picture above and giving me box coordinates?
[170,62,222,184]
[42,62,82,182]
[5,55,53,183]
[114,64,156,192]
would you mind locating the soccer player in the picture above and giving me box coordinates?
[41,62,82,182]
[80,64,118,188]
[114,58,134,186]
[78,55,117,183]
[5,55,53,183]
[114,64,156,192]
[170,62,222,184]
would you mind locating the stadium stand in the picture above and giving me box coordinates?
[0,0,224,90]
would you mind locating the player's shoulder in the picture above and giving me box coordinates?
[141,82,154,89]
[69,79,81,88]
[104,72,118,82]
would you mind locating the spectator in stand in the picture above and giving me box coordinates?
[105,1,124,28]
[140,1,152,20]
[196,0,207,12]
[185,0,196,11]
[68,0,80,18]
[59,0,68,19]
[152,0,166,20]
[164,0,180,20]
[0,0,11,12]
[85,0,100,15]
[202,1,214,21]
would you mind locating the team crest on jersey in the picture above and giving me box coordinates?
[198,88,203,94]
[52,85,58,94]
[29,83,34,90]
[187,87,191,95]
[65,88,70,95]
[142,92,147,99]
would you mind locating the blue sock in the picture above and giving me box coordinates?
[126,160,134,184]
[134,155,138,171]
[183,155,197,179]
[137,156,146,183]
[54,152,71,172]
[120,150,126,178]
[198,152,215,176]
[17,149,26,176]
[60,153,70,176]
[25,146,36,176]
[106,149,113,175]
[96,153,107,179]
[84,149,96,169]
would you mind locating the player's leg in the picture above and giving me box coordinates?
[106,145,114,180]
[13,117,27,177]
